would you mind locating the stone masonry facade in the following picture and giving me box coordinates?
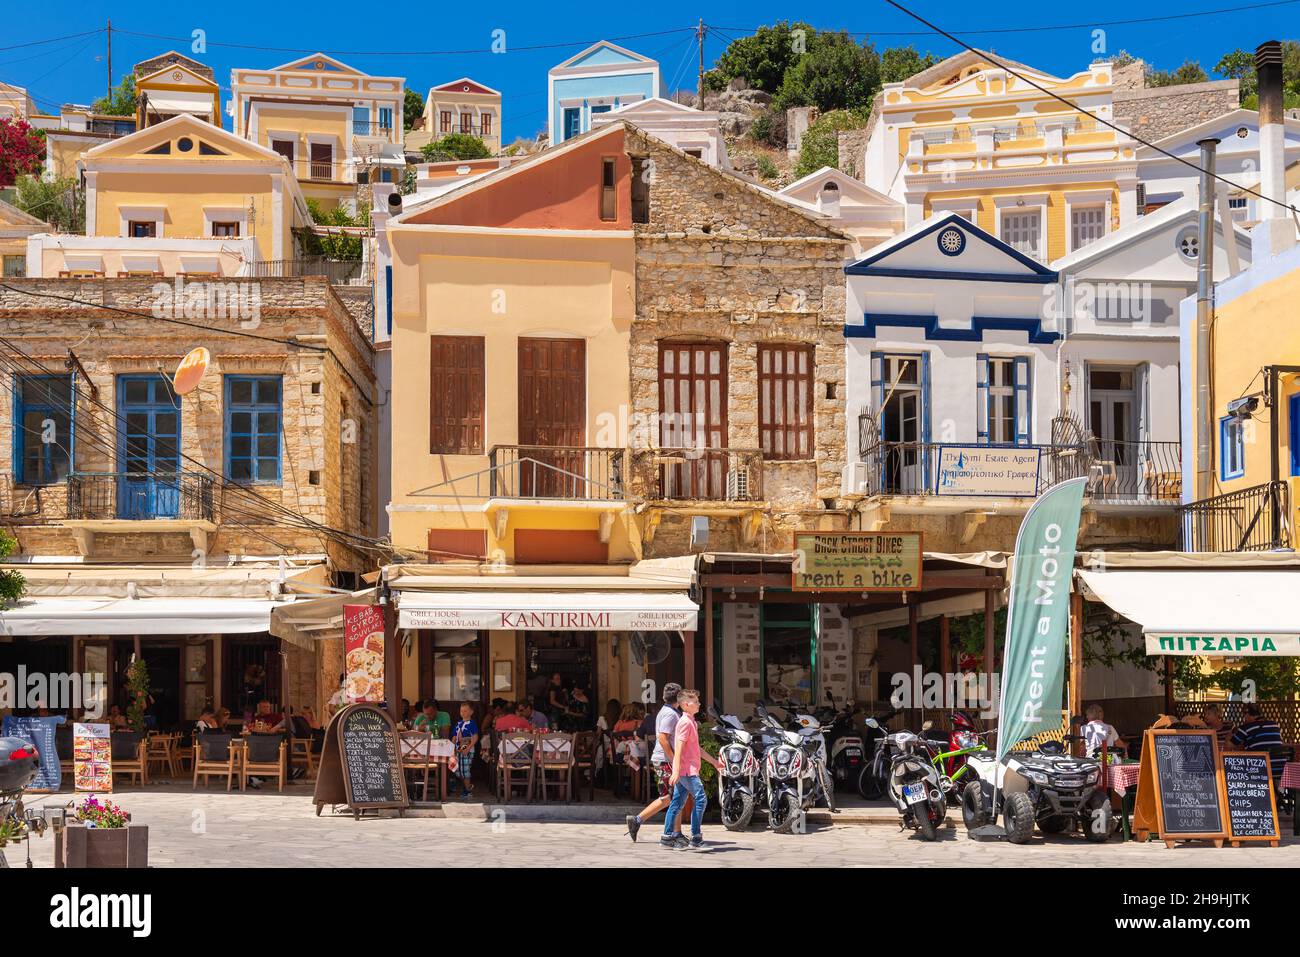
[625,128,852,558]
[0,277,377,573]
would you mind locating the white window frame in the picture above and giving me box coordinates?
[118,206,165,239]
[203,207,249,239]
[1064,188,1113,253]
[995,194,1047,261]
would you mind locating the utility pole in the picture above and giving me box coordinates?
[106,19,113,101]
[696,19,706,108]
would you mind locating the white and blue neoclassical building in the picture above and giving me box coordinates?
[548,41,660,146]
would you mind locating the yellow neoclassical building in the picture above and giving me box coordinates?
[25,113,311,278]
[863,50,1139,262]
[230,53,406,208]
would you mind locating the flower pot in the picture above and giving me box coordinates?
[58,823,149,868]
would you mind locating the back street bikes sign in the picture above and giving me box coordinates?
[792,531,923,592]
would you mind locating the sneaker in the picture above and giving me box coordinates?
[659,833,690,850]
[626,815,641,843]
[688,835,711,851]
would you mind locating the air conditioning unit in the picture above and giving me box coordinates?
[726,467,751,501]
[841,462,871,496]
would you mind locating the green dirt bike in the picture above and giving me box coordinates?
[928,729,994,798]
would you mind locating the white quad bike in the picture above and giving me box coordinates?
[962,740,1114,844]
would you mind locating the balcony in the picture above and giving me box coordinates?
[352,120,395,139]
[414,446,626,502]
[1179,481,1291,552]
[854,440,1182,502]
[245,257,371,286]
[634,447,765,503]
[67,472,216,522]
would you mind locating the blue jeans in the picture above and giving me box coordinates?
[663,775,707,838]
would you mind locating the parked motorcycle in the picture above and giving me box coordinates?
[816,693,869,796]
[708,706,763,831]
[0,736,41,869]
[860,706,900,799]
[756,700,832,833]
[868,718,948,840]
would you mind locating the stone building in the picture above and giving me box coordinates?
[1111,60,1240,142]
[0,276,377,724]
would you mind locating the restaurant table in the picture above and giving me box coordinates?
[1282,762,1300,836]
[1104,762,1142,842]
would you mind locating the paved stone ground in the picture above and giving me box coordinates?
[10,787,1299,867]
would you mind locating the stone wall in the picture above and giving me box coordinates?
[1114,78,1240,142]
[625,129,852,559]
[816,603,851,705]
[0,277,378,573]
[836,128,870,181]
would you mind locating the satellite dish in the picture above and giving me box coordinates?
[630,632,672,666]
[173,347,210,396]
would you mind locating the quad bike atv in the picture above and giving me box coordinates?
[962,740,1113,844]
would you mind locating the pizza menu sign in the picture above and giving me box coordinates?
[343,604,385,704]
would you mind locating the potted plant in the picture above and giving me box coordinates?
[59,795,148,868]
[125,659,151,732]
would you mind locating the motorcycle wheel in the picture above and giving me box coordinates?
[772,792,804,834]
[721,790,755,831]
[1003,791,1036,844]
[857,763,885,800]
[915,801,940,841]
[819,765,837,813]
[961,780,988,829]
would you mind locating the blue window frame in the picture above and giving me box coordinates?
[117,374,182,520]
[377,107,393,131]
[976,354,1031,445]
[13,374,73,485]
[225,376,282,483]
[1290,393,1300,477]
[1220,415,1245,480]
[352,106,370,136]
[563,107,581,141]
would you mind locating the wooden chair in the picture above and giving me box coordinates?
[572,731,598,802]
[241,733,288,792]
[611,731,643,800]
[110,731,147,787]
[289,716,317,779]
[193,733,238,790]
[535,733,574,803]
[497,732,536,803]
[400,731,438,802]
[145,732,179,779]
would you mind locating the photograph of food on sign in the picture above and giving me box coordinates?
[791,532,923,591]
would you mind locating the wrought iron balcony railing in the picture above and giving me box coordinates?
[245,257,371,285]
[634,447,765,503]
[487,446,625,501]
[66,471,216,522]
[1179,481,1291,552]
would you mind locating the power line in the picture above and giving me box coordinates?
[0,29,105,54]
[881,0,1300,215]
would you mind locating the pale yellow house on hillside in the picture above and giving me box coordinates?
[407,78,502,155]
[135,51,221,128]
[862,50,1139,261]
[230,53,406,207]
[25,113,311,278]
[0,82,34,120]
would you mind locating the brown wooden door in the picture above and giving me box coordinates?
[518,338,585,497]
[658,341,728,498]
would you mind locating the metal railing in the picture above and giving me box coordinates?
[245,257,370,285]
[857,440,1182,501]
[488,446,625,500]
[431,123,492,139]
[636,447,765,502]
[352,120,395,138]
[66,471,216,522]
[1179,481,1291,552]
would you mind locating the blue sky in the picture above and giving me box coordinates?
[2,1,1295,141]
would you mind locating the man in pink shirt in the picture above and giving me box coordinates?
[492,701,533,734]
[660,689,723,850]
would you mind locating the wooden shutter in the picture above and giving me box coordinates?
[758,343,814,460]
[658,341,728,498]
[429,336,485,454]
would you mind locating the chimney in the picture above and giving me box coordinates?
[1252,40,1295,257]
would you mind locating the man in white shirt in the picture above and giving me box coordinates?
[626,683,683,843]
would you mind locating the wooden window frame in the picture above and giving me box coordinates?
[757,343,814,460]
[439,110,451,133]
[211,221,240,238]
[429,336,485,455]
[600,157,617,222]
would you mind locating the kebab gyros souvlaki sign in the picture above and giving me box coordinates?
[792,532,923,592]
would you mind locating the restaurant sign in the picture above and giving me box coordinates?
[935,445,1041,497]
[398,607,699,632]
[343,604,385,703]
[792,531,923,592]
[1145,632,1300,657]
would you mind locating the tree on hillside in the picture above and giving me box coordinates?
[421,133,492,162]
[12,175,83,232]
[704,21,817,93]
[880,45,938,84]
[793,109,868,178]
[92,73,137,116]
[776,32,880,112]
[404,88,425,131]
[1147,59,1209,87]
[0,119,44,187]
[1217,41,1300,106]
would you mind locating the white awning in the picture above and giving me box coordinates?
[143,91,214,115]
[1076,568,1300,656]
[397,589,698,631]
[0,597,292,636]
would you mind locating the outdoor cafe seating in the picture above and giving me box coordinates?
[193,732,238,790]
[239,733,288,792]
[110,731,148,786]
[400,730,454,801]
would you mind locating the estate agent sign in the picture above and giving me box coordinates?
[935,445,1041,497]
[792,532,923,592]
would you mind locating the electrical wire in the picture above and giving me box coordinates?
[0,29,105,54]
[880,0,1300,215]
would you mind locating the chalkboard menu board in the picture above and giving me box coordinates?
[1,715,63,792]
[1222,752,1280,845]
[1152,731,1224,836]
[312,704,407,817]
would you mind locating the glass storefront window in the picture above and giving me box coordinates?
[761,604,816,708]
[430,631,481,704]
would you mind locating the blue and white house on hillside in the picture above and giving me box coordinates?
[842,213,1061,499]
[548,41,660,145]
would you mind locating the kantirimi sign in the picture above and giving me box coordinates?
[1145,633,1300,657]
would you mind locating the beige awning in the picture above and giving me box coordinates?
[270,588,376,650]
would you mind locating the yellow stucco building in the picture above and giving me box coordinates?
[863,50,1139,261]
